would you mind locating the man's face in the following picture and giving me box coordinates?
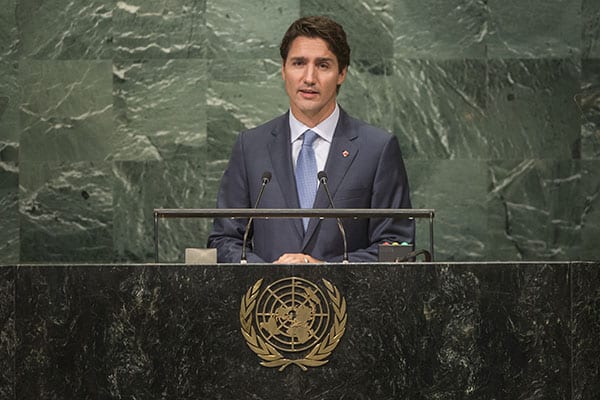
[282,36,347,127]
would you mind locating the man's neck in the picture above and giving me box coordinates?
[289,104,337,128]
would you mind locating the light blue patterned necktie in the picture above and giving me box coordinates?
[295,129,319,231]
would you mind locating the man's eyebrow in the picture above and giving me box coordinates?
[315,57,334,63]
[288,56,334,63]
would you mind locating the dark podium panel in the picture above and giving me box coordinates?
[0,262,599,399]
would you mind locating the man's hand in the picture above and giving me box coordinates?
[273,253,323,264]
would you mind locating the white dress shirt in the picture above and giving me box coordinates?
[289,104,340,173]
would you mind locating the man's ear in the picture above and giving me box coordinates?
[337,66,348,85]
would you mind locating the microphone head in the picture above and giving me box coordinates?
[261,171,272,183]
[317,170,328,182]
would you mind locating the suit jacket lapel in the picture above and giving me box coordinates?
[267,112,305,238]
[302,109,359,248]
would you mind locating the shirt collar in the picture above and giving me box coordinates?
[289,104,340,143]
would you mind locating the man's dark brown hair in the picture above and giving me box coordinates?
[279,16,351,73]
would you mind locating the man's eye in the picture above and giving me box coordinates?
[318,63,329,69]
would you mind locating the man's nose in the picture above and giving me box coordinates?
[303,65,316,84]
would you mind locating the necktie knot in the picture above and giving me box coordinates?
[302,130,319,147]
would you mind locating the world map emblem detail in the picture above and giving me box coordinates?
[240,277,347,371]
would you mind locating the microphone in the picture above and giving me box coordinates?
[241,171,272,263]
[317,171,349,264]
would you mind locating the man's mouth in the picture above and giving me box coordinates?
[299,89,319,96]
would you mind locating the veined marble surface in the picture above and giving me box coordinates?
[0,1,599,263]
[0,262,597,399]
[0,266,14,399]
[583,0,600,58]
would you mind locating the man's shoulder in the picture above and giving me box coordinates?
[340,109,395,142]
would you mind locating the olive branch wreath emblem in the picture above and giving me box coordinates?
[240,278,347,371]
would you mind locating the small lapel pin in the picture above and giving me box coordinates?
[342,150,349,158]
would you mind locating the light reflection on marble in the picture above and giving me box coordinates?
[485,59,580,159]
[112,161,209,263]
[19,60,114,162]
[393,0,487,59]
[206,0,298,59]
[19,162,114,262]
[112,59,208,161]
[0,163,18,263]
[487,160,587,261]
[15,0,113,59]
[0,59,20,268]
[390,59,487,160]
[579,161,600,261]
[487,0,581,58]
[301,0,394,61]
[337,59,395,134]
[0,0,18,60]
[112,0,207,59]
[340,60,488,160]
[583,0,600,58]
[0,60,20,143]
[408,160,488,260]
[207,58,287,163]
[0,59,20,264]
[581,59,600,160]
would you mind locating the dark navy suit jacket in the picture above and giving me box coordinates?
[207,108,415,263]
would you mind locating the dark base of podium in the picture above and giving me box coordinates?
[0,262,599,399]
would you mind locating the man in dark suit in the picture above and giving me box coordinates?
[208,16,414,263]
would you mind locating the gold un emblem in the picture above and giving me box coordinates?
[240,277,347,371]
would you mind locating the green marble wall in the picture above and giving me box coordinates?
[1,0,599,263]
